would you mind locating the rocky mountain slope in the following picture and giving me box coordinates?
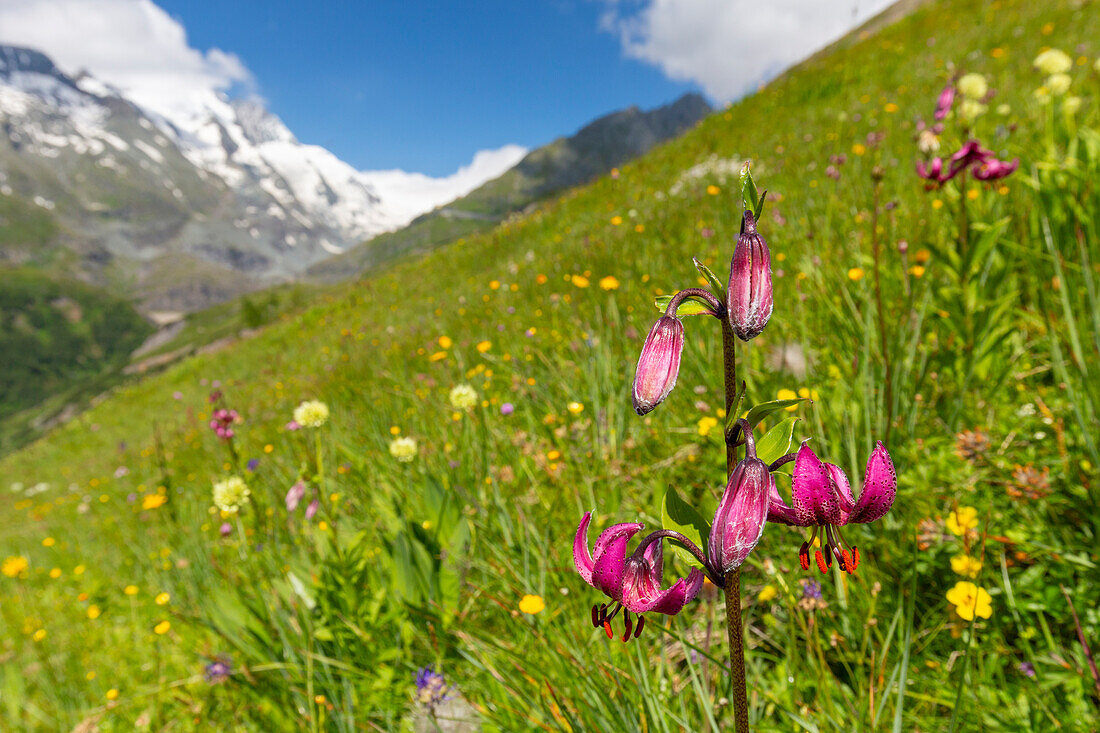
[0,44,522,312]
[310,92,712,279]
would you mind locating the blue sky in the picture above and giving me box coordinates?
[152,1,696,176]
[0,0,894,178]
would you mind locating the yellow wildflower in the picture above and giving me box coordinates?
[519,594,546,615]
[154,620,171,635]
[950,555,982,579]
[124,585,138,596]
[599,276,620,290]
[567,402,585,416]
[757,585,778,602]
[476,340,492,353]
[697,416,719,437]
[2,556,28,578]
[142,494,167,510]
[945,506,979,536]
[293,400,330,428]
[946,581,992,621]
[571,274,590,288]
[848,267,865,281]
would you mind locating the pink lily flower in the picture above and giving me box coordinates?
[768,441,896,574]
[934,84,955,121]
[574,512,704,641]
[972,157,1019,181]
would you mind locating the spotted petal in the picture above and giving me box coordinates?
[847,442,896,524]
[792,442,844,526]
[620,553,704,615]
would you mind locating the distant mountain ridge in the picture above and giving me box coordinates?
[309,92,713,280]
[0,44,523,311]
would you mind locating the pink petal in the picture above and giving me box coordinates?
[590,522,644,597]
[573,512,596,584]
[709,458,772,573]
[621,561,704,615]
[848,442,897,523]
[766,476,802,526]
[825,463,855,517]
[792,442,844,525]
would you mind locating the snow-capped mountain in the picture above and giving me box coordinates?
[0,44,524,311]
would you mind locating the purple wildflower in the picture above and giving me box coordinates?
[415,666,451,709]
[500,402,515,415]
[205,657,232,684]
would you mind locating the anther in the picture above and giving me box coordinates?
[591,605,601,628]
[851,547,860,571]
[842,549,854,574]
[823,543,834,568]
[815,550,828,574]
[603,621,613,639]
[622,612,633,642]
[799,541,811,571]
[634,615,645,638]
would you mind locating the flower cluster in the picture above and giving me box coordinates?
[209,408,239,441]
[293,400,330,428]
[212,476,250,514]
[917,140,1018,185]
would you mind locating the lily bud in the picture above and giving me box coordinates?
[727,211,773,341]
[708,453,772,574]
[632,316,684,416]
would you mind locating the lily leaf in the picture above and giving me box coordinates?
[693,257,726,300]
[755,417,799,466]
[745,397,808,429]
[654,294,717,317]
[723,381,748,434]
[661,486,710,569]
[739,162,759,216]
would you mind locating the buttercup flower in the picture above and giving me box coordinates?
[293,400,329,428]
[945,506,978,536]
[1033,48,1072,75]
[212,476,250,514]
[574,512,704,641]
[950,554,982,578]
[2,555,28,578]
[449,384,478,411]
[946,581,992,621]
[519,594,545,614]
[768,441,896,574]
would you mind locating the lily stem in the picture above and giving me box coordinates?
[721,317,750,732]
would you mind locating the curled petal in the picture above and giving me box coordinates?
[766,476,801,526]
[592,522,644,597]
[825,463,854,517]
[573,512,596,584]
[792,442,844,526]
[848,442,897,523]
[620,558,704,615]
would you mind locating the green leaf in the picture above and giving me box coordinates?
[654,294,717,317]
[661,487,710,569]
[744,397,807,428]
[755,190,768,220]
[693,256,726,300]
[739,162,759,216]
[724,381,748,434]
[755,417,799,465]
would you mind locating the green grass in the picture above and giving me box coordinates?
[1,0,1100,729]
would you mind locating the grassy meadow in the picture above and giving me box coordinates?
[2,0,1100,729]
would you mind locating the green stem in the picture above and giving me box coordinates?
[870,177,893,444]
[721,319,750,732]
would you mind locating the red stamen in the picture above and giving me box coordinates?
[799,542,810,571]
[634,615,645,638]
[622,614,633,642]
[815,550,828,574]
[591,605,601,628]
[852,547,860,571]
[603,621,613,639]
[842,549,854,574]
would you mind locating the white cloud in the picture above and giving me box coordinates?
[0,0,255,122]
[601,0,896,102]
[361,144,529,224]
[0,0,527,222]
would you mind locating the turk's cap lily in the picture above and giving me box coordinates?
[574,512,704,640]
[708,439,773,575]
[933,83,955,121]
[768,441,896,527]
[727,210,773,341]
[768,441,896,574]
[632,315,684,415]
[972,156,1019,181]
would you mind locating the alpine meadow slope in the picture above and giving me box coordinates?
[0,0,1099,730]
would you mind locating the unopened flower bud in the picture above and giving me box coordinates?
[727,211,773,341]
[632,316,684,415]
[708,453,772,574]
